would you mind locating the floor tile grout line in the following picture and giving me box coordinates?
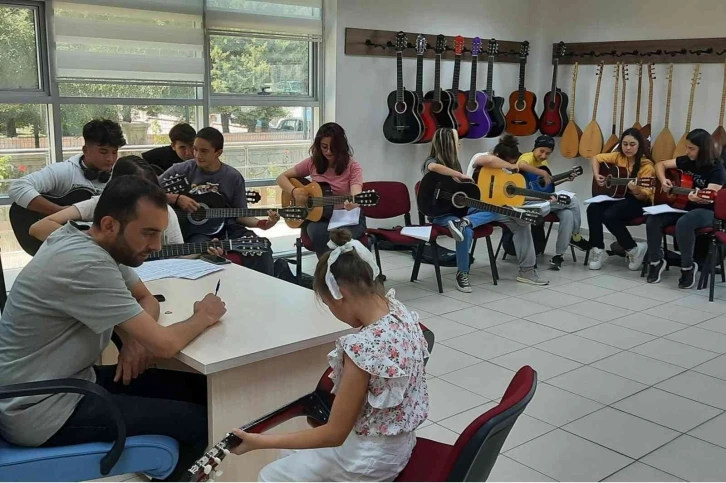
[598,461,684,483]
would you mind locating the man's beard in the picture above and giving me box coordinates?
[108,230,149,267]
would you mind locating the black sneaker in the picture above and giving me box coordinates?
[456,271,472,293]
[678,263,698,289]
[447,219,469,242]
[550,255,564,271]
[647,259,667,284]
[569,235,592,252]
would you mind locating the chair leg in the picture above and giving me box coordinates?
[663,234,670,271]
[486,236,498,285]
[295,237,303,285]
[698,240,712,291]
[495,237,503,259]
[544,222,554,246]
[372,240,386,282]
[570,245,577,263]
[410,243,425,282]
[471,238,478,256]
[720,245,725,283]
[710,238,718,302]
[584,248,590,266]
[430,242,444,293]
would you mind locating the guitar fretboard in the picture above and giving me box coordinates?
[452,53,462,91]
[552,169,578,184]
[517,56,527,102]
[486,52,495,97]
[396,51,404,103]
[510,186,557,200]
[548,58,558,109]
[416,53,425,96]
[434,53,442,102]
[439,191,531,221]
[468,55,479,103]
[670,186,697,195]
[308,195,358,207]
[176,208,276,219]
[149,240,264,260]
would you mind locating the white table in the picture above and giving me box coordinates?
[146,263,351,481]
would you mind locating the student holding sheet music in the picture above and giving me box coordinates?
[645,129,725,288]
[587,128,655,271]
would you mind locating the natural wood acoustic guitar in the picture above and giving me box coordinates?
[579,62,605,158]
[651,64,677,163]
[713,58,726,156]
[591,163,656,198]
[602,63,621,153]
[673,64,701,158]
[561,62,582,158]
[476,168,571,207]
[281,179,380,228]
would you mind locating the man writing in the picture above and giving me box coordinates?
[142,122,196,173]
[0,176,226,481]
[161,127,278,275]
[9,119,125,215]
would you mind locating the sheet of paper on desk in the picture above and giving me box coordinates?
[643,204,688,215]
[583,195,625,204]
[328,208,361,230]
[135,259,224,282]
[401,225,433,241]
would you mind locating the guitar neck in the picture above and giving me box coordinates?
[461,197,530,221]
[592,70,603,120]
[609,177,640,186]
[570,64,578,119]
[512,187,555,200]
[434,54,442,102]
[396,51,404,103]
[647,76,654,124]
[665,66,673,128]
[150,240,232,259]
[517,57,526,101]
[486,55,494,96]
[685,66,700,132]
[635,64,643,122]
[549,59,558,101]
[671,186,696,195]
[309,195,358,206]
[720,59,726,126]
[619,67,627,132]
[452,54,461,91]
[611,64,620,126]
[552,169,578,184]
[416,53,424,96]
[468,56,478,102]
[183,208,274,218]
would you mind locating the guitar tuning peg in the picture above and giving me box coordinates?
[204,465,213,475]
[222,449,230,455]
[213,457,221,464]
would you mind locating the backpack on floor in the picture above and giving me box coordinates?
[410,244,474,267]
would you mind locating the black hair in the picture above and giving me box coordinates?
[492,134,521,162]
[310,122,353,176]
[617,128,647,177]
[112,155,160,186]
[169,123,196,145]
[83,119,126,148]
[686,128,717,170]
[93,176,168,227]
[196,127,224,151]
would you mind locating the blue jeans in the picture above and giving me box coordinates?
[432,208,501,273]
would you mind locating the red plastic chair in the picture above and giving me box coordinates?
[396,366,538,482]
[698,190,726,301]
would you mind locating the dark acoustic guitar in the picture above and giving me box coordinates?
[484,38,506,138]
[447,35,470,137]
[417,171,543,225]
[591,163,656,198]
[539,41,569,136]
[414,34,438,143]
[10,188,97,256]
[424,35,457,130]
[383,31,422,144]
[505,41,538,136]
[654,169,717,209]
[148,236,270,261]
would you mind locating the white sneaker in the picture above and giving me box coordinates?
[588,247,608,270]
[627,242,647,271]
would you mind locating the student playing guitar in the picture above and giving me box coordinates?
[8,119,125,215]
[277,122,365,258]
[645,129,726,288]
[142,122,196,174]
[160,127,278,276]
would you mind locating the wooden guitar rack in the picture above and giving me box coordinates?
[553,37,726,65]
[345,28,523,63]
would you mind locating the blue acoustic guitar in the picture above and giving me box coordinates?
[524,166,583,194]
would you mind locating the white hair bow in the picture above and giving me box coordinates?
[325,239,380,300]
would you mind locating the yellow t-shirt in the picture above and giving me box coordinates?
[518,152,548,169]
[595,152,655,203]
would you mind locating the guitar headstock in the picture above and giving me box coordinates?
[522,211,544,226]
[278,205,308,221]
[666,63,674,81]
[415,34,427,56]
[595,61,604,77]
[648,63,656,84]
[394,31,408,53]
[692,64,702,86]
[162,174,188,194]
[353,190,380,207]
[696,189,717,201]
[246,190,261,204]
[519,40,530,59]
[572,166,584,177]
[637,177,656,188]
[453,35,464,56]
[555,194,572,205]
[487,38,499,58]
[471,37,482,57]
[555,41,566,59]
[228,236,271,255]
[622,63,629,82]
[434,35,446,55]
[637,60,643,77]
[572,62,579,82]
[613,62,620,79]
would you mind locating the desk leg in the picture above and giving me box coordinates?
[207,343,333,481]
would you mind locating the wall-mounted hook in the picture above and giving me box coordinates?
[717,49,726,56]
[642,49,663,57]
[595,50,618,57]
[689,47,713,55]
[615,49,639,57]
[364,39,387,49]
[663,48,687,56]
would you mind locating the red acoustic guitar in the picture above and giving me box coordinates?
[655,169,718,209]
[539,42,569,136]
[447,35,470,137]
[414,34,438,143]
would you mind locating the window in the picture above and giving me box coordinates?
[0,3,43,91]
[0,104,50,195]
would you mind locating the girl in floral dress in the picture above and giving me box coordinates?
[229,229,430,481]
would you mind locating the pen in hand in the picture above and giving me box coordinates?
[215,279,221,296]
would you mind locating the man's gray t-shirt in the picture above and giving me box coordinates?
[0,224,144,446]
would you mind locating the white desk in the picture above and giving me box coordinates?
[146,263,351,481]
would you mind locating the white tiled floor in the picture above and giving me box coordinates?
[363,233,726,482]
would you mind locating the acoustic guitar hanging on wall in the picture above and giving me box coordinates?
[579,62,604,158]
[414,34,438,144]
[382,32,422,144]
[560,62,582,158]
[505,41,538,136]
[464,37,491,139]
[539,41,568,136]
[674,64,701,158]
[651,64,676,163]
[602,63,621,153]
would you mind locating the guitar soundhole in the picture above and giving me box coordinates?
[547,101,556,110]
[505,183,516,196]
[432,101,443,113]
[466,100,478,112]
[190,205,207,224]
[485,98,494,110]
[394,101,408,115]
[451,192,466,209]
[514,100,526,111]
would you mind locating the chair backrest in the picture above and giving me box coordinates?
[439,366,537,482]
[715,188,726,222]
[362,181,411,220]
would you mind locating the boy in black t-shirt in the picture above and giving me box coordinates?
[645,129,726,288]
[143,123,196,173]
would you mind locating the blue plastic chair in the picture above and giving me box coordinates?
[0,379,178,482]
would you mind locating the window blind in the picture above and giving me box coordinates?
[52,0,204,83]
[206,0,322,39]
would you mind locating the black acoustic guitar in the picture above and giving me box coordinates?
[484,38,506,138]
[147,236,270,261]
[383,31,422,144]
[162,174,262,205]
[424,35,457,130]
[417,171,543,225]
[10,188,97,256]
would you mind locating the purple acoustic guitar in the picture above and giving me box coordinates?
[465,37,492,139]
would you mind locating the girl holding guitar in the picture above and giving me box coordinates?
[645,129,725,288]
[227,229,429,481]
[430,132,548,289]
[277,123,365,257]
[587,128,655,271]
[518,135,591,270]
